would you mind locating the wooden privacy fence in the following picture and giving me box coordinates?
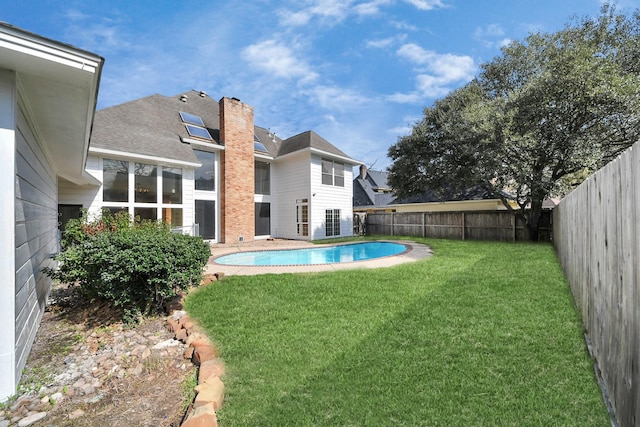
[554,143,640,427]
[365,210,552,242]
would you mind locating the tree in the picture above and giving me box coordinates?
[388,4,640,240]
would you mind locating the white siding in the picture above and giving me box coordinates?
[58,156,101,213]
[310,155,354,240]
[0,69,17,401]
[272,152,311,240]
[14,99,58,389]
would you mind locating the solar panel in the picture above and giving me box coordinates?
[180,111,205,127]
[185,124,213,140]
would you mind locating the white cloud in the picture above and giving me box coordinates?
[366,34,407,49]
[403,0,447,10]
[474,24,513,49]
[306,85,372,111]
[242,40,318,83]
[391,43,476,103]
[278,0,353,26]
[354,0,394,16]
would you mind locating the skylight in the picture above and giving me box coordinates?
[180,111,205,127]
[254,141,268,152]
[185,124,213,140]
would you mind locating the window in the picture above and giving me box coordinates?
[255,161,270,195]
[103,159,129,202]
[134,163,157,203]
[325,209,341,237]
[321,159,344,187]
[163,167,182,204]
[296,199,309,237]
[162,208,183,228]
[254,134,268,152]
[102,158,183,227]
[194,150,215,191]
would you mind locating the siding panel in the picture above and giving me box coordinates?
[14,105,57,383]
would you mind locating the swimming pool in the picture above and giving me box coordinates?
[214,241,407,266]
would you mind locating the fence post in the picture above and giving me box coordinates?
[461,212,465,241]
[422,213,426,238]
[390,212,395,236]
[512,214,516,242]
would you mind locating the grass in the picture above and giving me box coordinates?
[185,238,609,426]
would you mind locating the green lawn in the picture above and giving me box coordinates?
[184,238,609,426]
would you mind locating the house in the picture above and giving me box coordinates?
[353,166,516,214]
[0,22,103,400]
[60,92,360,243]
[353,165,395,211]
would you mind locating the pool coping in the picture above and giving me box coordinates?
[205,239,432,276]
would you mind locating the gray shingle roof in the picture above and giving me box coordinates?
[91,91,353,163]
[278,130,351,159]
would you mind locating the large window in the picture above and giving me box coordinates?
[325,209,341,237]
[134,163,157,203]
[102,158,183,226]
[296,199,309,237]
[103,159,129,202]
[321,159,344,187]
[255,161,270,195]
[194,150,215,191]
[163,167,182,204]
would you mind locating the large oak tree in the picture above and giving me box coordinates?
[388,5,640,240]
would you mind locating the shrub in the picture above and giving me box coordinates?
[45,211,211,322]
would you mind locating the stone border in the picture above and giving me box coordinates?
[165,273,225,427]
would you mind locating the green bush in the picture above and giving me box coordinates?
[45,211,211,322]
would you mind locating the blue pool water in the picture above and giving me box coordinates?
[215,242,407,266]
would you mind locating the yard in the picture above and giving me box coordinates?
[185,238,610,426]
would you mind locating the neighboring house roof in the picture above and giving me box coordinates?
[393,185,495,204]
[353,167,395,208]
[90,91,354,165]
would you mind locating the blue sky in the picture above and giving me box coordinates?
[4,1,638,171]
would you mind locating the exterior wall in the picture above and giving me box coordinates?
[58,156,101,210]
[219,97,255,243]
[0,69,18,401]
[14,100,58,384]
[309,155,354,240]
[0,76,60,400]
[272,152,311,240]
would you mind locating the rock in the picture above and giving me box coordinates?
[84,394,104,404]
[141,347,151,360]
[192,344,218,366]
[68,409,85,420]
[193,376,225,410]
[182,402,218,427]
[50,392,64,404]
[198,359,225,384]
[130,363,144,376]
[171,309,187,320]
[184,347,194,359]
[166,317,180,333]
[17,412,47,426]
[179,316,195,330]
[152,339,180,350]
[175,328,188,342]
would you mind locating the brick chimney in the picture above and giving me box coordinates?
[219,97,255,243]
[359,164,367,180]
